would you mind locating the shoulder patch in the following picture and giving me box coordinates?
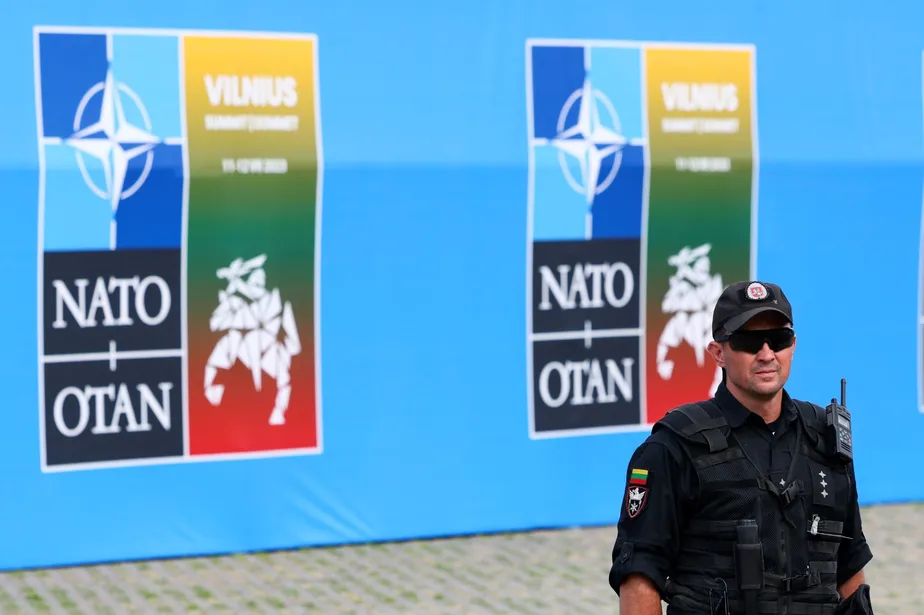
[625,483,649,519]
[629,468,649,486]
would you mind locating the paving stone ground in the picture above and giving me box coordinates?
[0,502,920,614]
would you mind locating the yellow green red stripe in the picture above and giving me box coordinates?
[630,469,648,485]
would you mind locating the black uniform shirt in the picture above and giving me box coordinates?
[608,383,874,597]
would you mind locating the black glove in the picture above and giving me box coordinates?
[834,584,874,615]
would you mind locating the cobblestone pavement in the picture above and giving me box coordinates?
[0,503,920,614]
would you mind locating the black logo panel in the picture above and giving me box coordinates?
[531,335,641,433]
[531,238,641,334]
[43,357,184,467]
[42,249,182,356]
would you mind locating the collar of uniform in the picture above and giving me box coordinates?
[713,382,798,428]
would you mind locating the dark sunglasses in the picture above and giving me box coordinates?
[717,328,795,354]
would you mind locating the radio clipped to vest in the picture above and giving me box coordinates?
[825,378,853,463]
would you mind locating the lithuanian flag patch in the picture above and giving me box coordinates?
[630,468,648,486]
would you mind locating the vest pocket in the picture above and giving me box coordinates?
[801,515,845,601]
[807,515,851,542]
[664,578,733,614]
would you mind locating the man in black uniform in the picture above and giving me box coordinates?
[608,280,875,615]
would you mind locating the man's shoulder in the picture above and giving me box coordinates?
[652,399,728,440]
[640,425,684,449]
[627,407,715,461]
[649,399,731,452]
[654,399,726,427]
[630,428,688,468]
[787,395,827,432]
[788,395,854,465]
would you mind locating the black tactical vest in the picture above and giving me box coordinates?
[653,399,852,615]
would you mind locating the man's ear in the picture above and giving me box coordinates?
[707,340,725,368]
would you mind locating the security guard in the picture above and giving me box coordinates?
[608,281,875,615]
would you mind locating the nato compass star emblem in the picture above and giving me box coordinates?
[66,67,162,249]
[551,76,627,207]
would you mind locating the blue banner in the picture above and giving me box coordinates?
[2,1,923,571]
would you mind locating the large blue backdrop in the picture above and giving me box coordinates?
[1,1,922,571]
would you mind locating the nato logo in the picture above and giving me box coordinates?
[35,28,186,471]
[526,40,647,438]
[36,30,184,252]
[528,42,646,243]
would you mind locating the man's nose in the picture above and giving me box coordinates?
[756,343,775,360]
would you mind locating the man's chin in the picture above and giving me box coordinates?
[750,380,782,397]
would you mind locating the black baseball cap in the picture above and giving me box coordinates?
[712,281,793,340]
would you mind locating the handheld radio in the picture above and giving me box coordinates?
[825,378,853,463]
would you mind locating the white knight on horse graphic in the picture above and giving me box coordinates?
[656,243,724,397]
[203,254,302,426]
